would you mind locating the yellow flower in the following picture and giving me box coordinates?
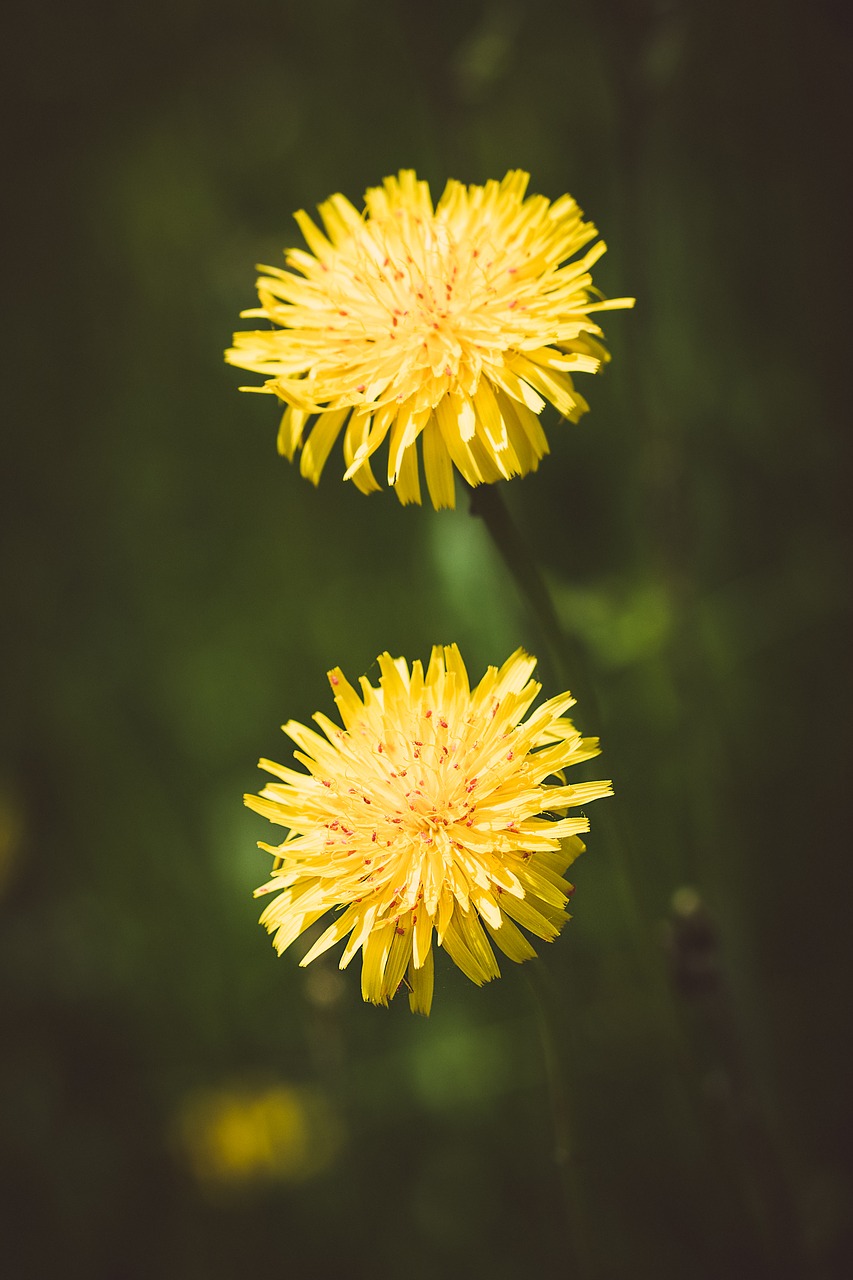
[227,170,634,509]
[178,1084,341,1185]
[245,646,612,1014]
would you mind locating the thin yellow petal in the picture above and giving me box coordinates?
[408,946,434,1015]
[421,416,456,509]
[393,437,422,505]
[299,408,350,484]
[277,405,310,459]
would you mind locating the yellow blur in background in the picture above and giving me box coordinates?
[178,1083,342,1187]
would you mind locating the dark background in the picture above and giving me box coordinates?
[2,2,851,1277]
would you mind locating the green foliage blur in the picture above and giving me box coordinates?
[2,1,851,1277]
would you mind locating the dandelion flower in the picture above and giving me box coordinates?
[227,170,634,509]
[245,645,612,1014]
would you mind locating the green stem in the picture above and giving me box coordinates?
[467,481,598,716]
[470,478,806,1274]
[669,894,806,1277]
[468,482,565,667]
[470,475,688,1275]
[524,960,594,1280]
[468,479,646,936]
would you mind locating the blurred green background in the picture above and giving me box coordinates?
[2,1,851,1277]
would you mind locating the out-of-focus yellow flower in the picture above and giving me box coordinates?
[246,646,611,1014]
[0,784,24,899]
[227,170,634,508]
[178,1084,341,1186]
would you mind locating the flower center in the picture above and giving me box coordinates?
[358,217,498,384]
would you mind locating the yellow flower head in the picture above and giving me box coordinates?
[227,170,634,509]
[245,646,612,1014]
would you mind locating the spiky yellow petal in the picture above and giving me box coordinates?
[227,171,634,508]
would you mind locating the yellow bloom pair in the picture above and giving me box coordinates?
[233,172,626,1010]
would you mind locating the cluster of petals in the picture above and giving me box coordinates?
[227,170,634,508]
[246,646,612,1014]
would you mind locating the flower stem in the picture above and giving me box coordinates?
[668,892,806,1277]
[524,960,594,1280]
[467,481,602,727]
[468,482,566,670]
[468,482,598,1272]
[468,480,649,926]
